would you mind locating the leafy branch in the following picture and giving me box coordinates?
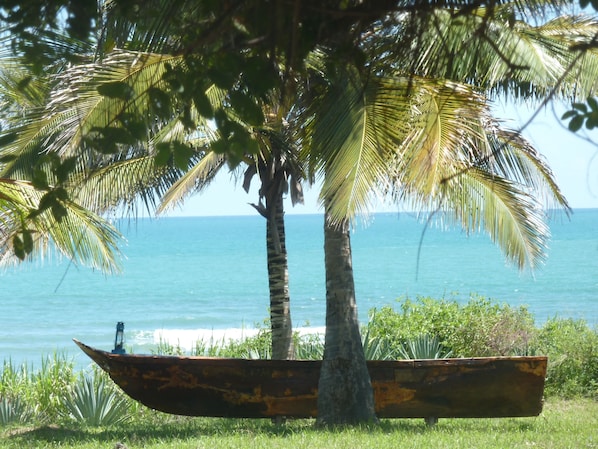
[562,97,598,132]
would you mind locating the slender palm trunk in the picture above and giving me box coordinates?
[266,186,294,360]
[316,211,376,425]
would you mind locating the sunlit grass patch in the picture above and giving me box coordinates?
[1,400,597,449]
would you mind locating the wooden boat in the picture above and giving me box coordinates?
[74,339,547,419]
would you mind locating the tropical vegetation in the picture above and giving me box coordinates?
[1,298,597,429]
[2,0,598,425]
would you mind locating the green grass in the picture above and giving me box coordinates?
[1,399,596,449]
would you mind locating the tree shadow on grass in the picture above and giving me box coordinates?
[5,418,315,446]
[4,416,541,446]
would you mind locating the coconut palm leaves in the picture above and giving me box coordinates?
[398,7,598,98]
[41,50,187,160]
[1,48,222,213]
[0,177,122,272]
[304,66,567,269]
[0,55,125,270]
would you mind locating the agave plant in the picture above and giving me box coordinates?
[397,335,453,360]
[0,395,32,426]
[61,371,131,427]
[361,327,396,361]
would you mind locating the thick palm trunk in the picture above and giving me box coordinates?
[316,212,376,425]
[266,191,294,359]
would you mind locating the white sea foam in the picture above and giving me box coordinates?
[136,326,326,352]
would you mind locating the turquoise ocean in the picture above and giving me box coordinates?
[2,209,597,368]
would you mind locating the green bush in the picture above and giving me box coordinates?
[218,329,272,359]
[293,333,324,360]
[32,353,78,422]
[0,353,77,425]
[449,297,536,356]
[367,297,597,398]
[395,334,453,360]
[189,329,273,359]
[152,337,186,356]
[367,297,460,346]
[367,295,536,357]
[531,318,598,398]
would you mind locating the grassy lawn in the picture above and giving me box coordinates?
[1,399,596,449]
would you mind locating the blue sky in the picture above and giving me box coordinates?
[167,100,598,217]
[506,101,598,210]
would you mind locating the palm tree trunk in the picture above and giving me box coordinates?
[266,191,294,359]
[316,211,376,425]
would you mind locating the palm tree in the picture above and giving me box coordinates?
[3,0,314,360]
[0,44,304,359]
[68,1,313,359]
[158,96,305,359]
[300,4,598,424]
[79,1,311,360]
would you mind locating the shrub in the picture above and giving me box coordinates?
[293,333,324,360]
[361,327,396,360]
[0,353,77,425]
[217,329,272,359]
[448,297,536,356]
[531,318,598,398]
[0,361,27,403]
[32,353,77,422]
[367,295,536,357]
[367,297,460,346]
[152,337,185,356]
[151,326,274,359]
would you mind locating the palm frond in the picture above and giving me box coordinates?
[482,123,570,211]
[71,120,223,217]
[71,155,168,214]
[0,179,32,233]
[303,57,564,269]
[401,9,598,99]
[157,151,226,214]
[0,179,123,273]
[99,0,201,54]
[45,50,185,159]
[304,68,411,224]
[0,59,50,111]
[395,80,488,196]
[2,49,220,217]
[441,167,549,269]
[393,100,566,269]
[304,72,494,225]
[46,201,124,273]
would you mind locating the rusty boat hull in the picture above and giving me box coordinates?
[74,339,547,419]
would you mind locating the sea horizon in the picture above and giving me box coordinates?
[2,208,596,369]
